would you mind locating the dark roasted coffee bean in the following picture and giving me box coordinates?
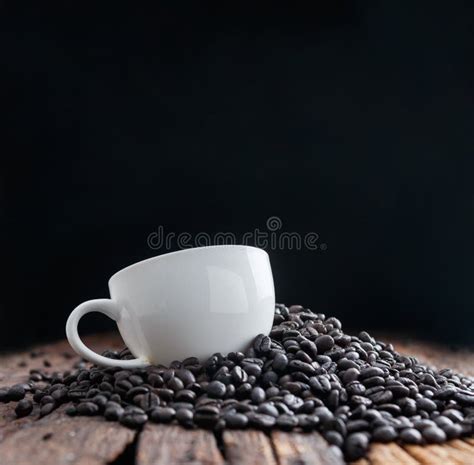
[15,399,33,417]
[324,430,344,447]
[207,381,226,398]
[104,403,124,421]
[153,388,172,402]
[247,412,276,429]
[372,425,397,442]
[315,335,334,352]
[91,394,108,409]
[347,419,369,433]
[369,390,393,404]
[224,412,248,428]
[7,384,26,401]
[251,387,266,404]
[416,397,437,412]
[147,373,164,387]
[40,402,56,418]
[168,377,184,392]
[400,428,423,444]
[345,432,369,461]
[276,414,298,430]
[288,360,316,376]
[362,376,385,388]
[342,368,360,384]
[137,392,160,411]
[120,411,148,428]
[453,392,474,406]
[176,408,194,427]
[422,426,447,443]
[230,366,247,384]
[272,353,289,372]
[150,406,175,423]
[442,409,464,422]
[175,389,196,403]
[257,402,279,417]
[254,334,271,354]
[443,423,463,439]
[77,401,99,416]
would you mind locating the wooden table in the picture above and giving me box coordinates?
[0,333,473,465]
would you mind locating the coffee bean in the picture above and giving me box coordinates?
[207,381,226,398]
[176,408,194,427]
[104,403,124,420]
[247,412,276,429]
[77,401,99,416]
[272,353,288,372]
[120,411,148,428]
[442,409,464,422]
[315,335,335,353]
[360,367,384,379]
[422,426,447,443]
[40,402,56,417]
[276,414,298,430]
[399,428,423,444]
[137,392,160,411]
[443,423,463,439]
[168,377,184,392]
[254,334,271,354]
[347,419,369,433]
[369,390,393,404]
[15,399,33,417]
[416,397,437,412]
[224,412,248,428]
[345,433,369,461]
[372,425,397,442]
[91,394,108,409]
[257,402,279,417]
[251,387,266,404]
[150,406,176,423]
[453,392,474,406]
[7,385,26,401]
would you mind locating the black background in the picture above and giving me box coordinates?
[2,2,474,349]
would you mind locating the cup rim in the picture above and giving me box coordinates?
[108,245,269,284]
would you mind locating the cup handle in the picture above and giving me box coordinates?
[66,299,149,368]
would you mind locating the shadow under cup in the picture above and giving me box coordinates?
[109,245,275,366]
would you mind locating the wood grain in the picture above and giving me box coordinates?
[271,430,345,465]
[223,430,277,465]
[136,424,224,465]
[0,407,136,465]
[368,443,420,465]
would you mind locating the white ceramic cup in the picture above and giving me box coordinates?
[66,245,275,368]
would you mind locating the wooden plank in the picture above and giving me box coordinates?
[223,430,277,465]
[136,424,224,465]
[448,439,474,454]
[0,407,136,465]
[432,443,474,464]
[403,444,462,465]
[271,430,345,465]
[368,443,420,465]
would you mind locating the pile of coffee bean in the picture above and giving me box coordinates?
[1,304,473,461]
